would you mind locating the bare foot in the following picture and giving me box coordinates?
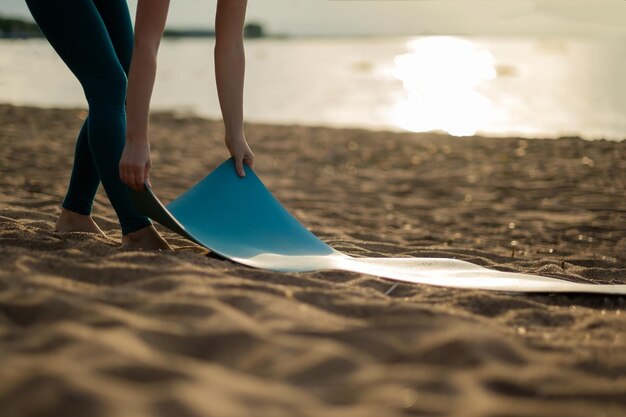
[55,208,107,236]
[122,224,173,251]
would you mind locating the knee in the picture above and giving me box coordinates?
[83,67,128,110]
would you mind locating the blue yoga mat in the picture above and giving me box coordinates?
[128,158,626,295]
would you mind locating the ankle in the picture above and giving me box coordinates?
[123,225,154,241]
[60,207,90,219]
[121,225,171,251]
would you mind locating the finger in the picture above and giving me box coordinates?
[134,167,144,192]
[127,167,138,191]
[121,165,129,187]
[235,157,245,177]
[246,155,255,170]
[144,165,151,189]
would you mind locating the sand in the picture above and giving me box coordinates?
[0,104,624,417]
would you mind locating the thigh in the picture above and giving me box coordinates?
[25,0,124,88]
[93,0,134,73]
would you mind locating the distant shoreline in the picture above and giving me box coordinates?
[0,14,277,39]
[5,14,620,40]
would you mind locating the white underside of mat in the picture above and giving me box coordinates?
[233,253,624,294]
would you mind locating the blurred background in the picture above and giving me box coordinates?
[1,0,625,140]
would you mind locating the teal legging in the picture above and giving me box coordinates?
[25,0,153,235]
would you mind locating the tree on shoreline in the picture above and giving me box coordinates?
[0,16,42,38]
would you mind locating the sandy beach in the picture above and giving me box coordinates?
[0,104,624,417]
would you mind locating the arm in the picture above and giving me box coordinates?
[215,0,255,177]
[119,0,170,192]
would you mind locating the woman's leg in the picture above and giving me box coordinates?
[61,117,100,217]
[60,0,134,222]
[25,0,153,236]
[56,117,105,237]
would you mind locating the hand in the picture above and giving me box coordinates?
[225,134,255,177]
[119,140,152,191]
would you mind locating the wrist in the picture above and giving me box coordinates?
[225,131,245,143]
[126,133,149,145]
[126,125,148,143]
[224,122,244,138]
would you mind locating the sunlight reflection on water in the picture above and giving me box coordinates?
[389,37,500,136]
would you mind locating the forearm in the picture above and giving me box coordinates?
[214,0,247,140]
[125,0,169,144]
[126,46,158,143]
[215,41,245,139]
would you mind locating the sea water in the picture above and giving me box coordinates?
[1,35,624,140]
